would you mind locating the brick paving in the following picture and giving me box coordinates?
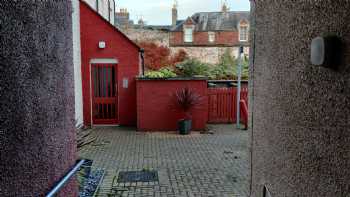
[79,125,250,197]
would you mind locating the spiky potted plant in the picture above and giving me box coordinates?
[172,87,203,135]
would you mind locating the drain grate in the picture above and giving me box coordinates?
[117,170,158,183]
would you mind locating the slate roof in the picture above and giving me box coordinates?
[130,25,172,31]
[143,25,172,31]
[176,20,184,25]
[172,11,250,32]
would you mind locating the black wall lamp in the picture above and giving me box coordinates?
[311,35,342,69]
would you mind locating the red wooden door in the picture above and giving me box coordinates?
[91,64,118,124]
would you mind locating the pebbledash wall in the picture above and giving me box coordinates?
[0,1,77,196]
[250,0,350,197]
[80,1,140,126]
[136,79,208,131]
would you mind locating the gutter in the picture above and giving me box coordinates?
[96,0,99,13]
[108,0,111,22]
[140,48,145,76]
[112,0,116,24]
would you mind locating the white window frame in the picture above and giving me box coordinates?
[239,23,249,42]
[184,27,193,43]
[208,32,215,43]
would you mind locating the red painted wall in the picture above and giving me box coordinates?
[170,31,239,46]
[80,2,140,126]
[137,79,208,131]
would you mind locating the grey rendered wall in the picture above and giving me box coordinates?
[0,1,77,196]
[250,1,350,197]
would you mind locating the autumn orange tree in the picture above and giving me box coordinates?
[138,42,187,70]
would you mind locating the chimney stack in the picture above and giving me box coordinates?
[221,0,229,13]
[172,0,178,28]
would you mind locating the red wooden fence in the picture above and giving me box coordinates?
[208,87,248,124]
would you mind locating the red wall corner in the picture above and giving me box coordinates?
[80,2,140,126]
[136,79,208,131]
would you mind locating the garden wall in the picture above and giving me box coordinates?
[169,46,249,64]
[136,78,208,131]
[123,28,170,46]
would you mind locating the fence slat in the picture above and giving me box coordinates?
[208,87,248,124]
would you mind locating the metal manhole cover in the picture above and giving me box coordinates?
[117,170,158,183]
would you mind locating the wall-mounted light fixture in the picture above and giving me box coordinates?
[311,35,342,69]
[99,41,106,49]
[122,78,129,88]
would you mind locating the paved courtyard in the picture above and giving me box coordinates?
[79,125,250,197]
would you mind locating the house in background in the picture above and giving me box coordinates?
[115,8,135,29]
[115,8,172,48]
[114,1,250,65]
[170,1,250,63]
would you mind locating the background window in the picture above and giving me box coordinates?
[208,32,215,43]
[184,28,193,43]
[239,25,248,41]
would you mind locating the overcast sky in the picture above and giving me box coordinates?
[116,0,251,25]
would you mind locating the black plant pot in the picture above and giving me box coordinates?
[178,119,192,135]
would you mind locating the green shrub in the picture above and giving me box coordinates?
[145,71,165,78]
[175,59,212,77]
[212,49,249,80]
[160,68,177,78]
[145,68,177,78]
[241,57,249,80]
[150,50,250,80]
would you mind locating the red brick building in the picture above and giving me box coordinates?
[170,10,250,47]
[168,2,250,63]
[80,1,141,126]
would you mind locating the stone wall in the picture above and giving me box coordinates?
[171,46,249,64]
[123,28,249,64]
[250,1,350,197]
[124,28,249,64]
[0,1,77,196]
[122,28,170,46]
